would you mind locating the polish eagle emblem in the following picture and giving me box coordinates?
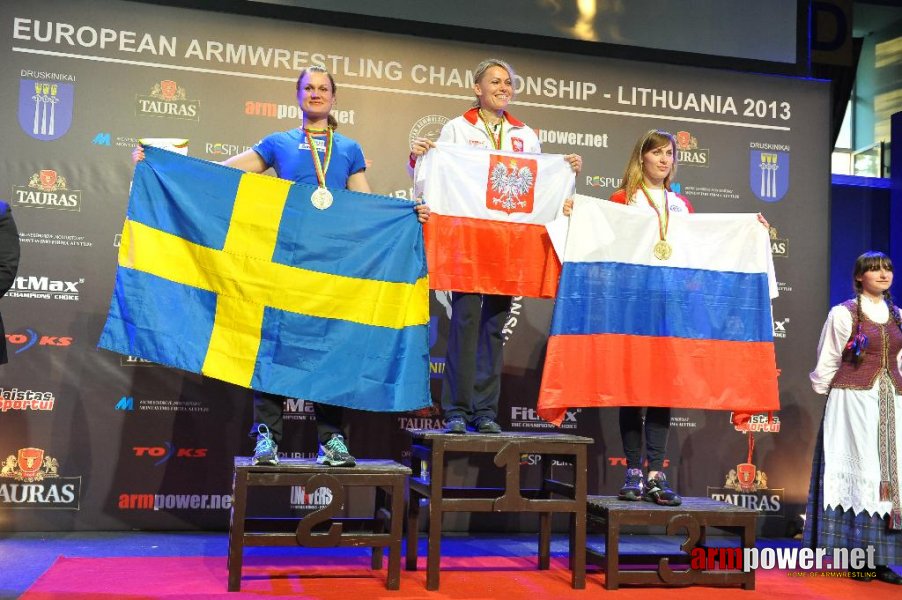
[489,159,535,214]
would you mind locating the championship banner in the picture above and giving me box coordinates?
[99,147,431,412]
[538,196,780,426]
[415,143,575,298]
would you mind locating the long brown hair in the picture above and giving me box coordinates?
[846,251,901,363]
[296,66,338,129]
[616,129,678,203]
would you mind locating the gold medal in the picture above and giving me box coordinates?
[311,187,333,210]
[653,240,672,260]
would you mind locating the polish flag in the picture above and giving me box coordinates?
[538,196,780,425]
[415,143,575,297]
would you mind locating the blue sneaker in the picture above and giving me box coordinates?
[317,434,356,467]
[253,424,279,465]
[644,473,682,506]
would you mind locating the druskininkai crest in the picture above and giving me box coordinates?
[486,154,537,215]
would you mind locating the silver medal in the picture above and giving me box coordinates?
[311,187,333,210]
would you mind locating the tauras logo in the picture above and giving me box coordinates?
[675,130,709,167]
[136,80,199,121]
[0,448,81,509]
[707,463,784,515]
[13,169,81,211]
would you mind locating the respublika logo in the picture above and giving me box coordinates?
[585,174,622,190]
[204,142,252,157]
[18,70,76,141]
[675,130,709,167]
[0,448,81,509]
[13,170,81,212]
[8,274,82,301]
[750,142,790,202]
[1,388,56,412]
[137,80,199,121]
[5,329,73,354]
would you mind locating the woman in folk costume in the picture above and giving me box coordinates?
[805,251,902,584]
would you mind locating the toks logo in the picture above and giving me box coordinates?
[5,329,73,354]
[0,448,81,509]
[132,444,208,466]
[13,169,82,211]
[136,80,199,120]
[486,156,537,214]
[675,130,709,167]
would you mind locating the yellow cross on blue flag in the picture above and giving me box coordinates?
[99,147,431,412]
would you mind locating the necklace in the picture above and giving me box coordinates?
[639,182,671,260]
[478,108,504,149]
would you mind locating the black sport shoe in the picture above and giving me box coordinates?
[252,424,279,465]
[445,416,467,434]
[644,473,682,506]
[618,468,644,501]
[473,417,501,433]
[317,434,356,467]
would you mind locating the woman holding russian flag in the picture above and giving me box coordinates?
[561,130,690,505]
[409,58,582,434]
[610,130,691,506]
[804,251,902,584]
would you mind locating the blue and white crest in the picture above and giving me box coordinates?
[18,80,74,141]
[749,150,789,202]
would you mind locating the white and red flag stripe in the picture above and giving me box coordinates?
[415,143,575,297]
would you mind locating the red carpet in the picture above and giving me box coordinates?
[22,555,880,598]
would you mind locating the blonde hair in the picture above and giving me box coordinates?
[616,130,678,203]
[472,58,515,108]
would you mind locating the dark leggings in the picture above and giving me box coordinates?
[619,406,671,471]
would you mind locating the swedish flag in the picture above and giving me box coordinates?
[99,147,430,412]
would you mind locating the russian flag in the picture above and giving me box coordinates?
[538,196,779,426]
[415,143,575,298]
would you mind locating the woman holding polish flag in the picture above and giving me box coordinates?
[410,58,581,435]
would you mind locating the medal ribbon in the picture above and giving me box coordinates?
[640,182,670,243]
[304,127,333,188]
[478,109,504,150]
